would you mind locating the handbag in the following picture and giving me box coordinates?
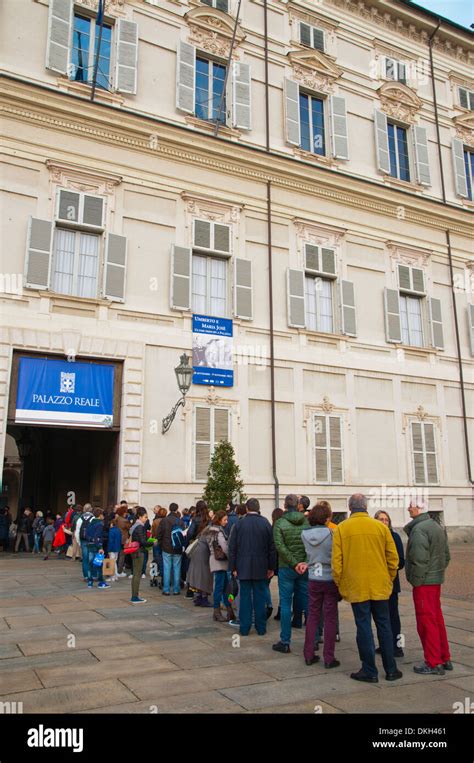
[123,541,140,555]
[93,551,105,567]
[185,538,199,558]
[212,530,227,561]
[103,557,115,576]
[66,545,73,558]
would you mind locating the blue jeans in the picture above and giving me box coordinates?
[86,544,104,583]
[264,577,272,608]
[81,541,89,579]
[141,549,149,576]
[239,579,267,635]
[213,570,229,609]
[162,551,182,594]
[351,600,397,678]
[278,567,308,644]
[33,533,41,553]
[152,546,163,578]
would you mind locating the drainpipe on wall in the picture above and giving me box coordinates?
[264,0,279,508]
[428,22,474,485]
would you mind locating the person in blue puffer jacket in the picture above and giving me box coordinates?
[85,508,110,590]
[107,519,122,582]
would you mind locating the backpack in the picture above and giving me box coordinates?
[85,520,100,544]
[212,531,227,561]
[79,514,94,541]
[170,517,185,553]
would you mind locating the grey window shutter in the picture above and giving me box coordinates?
[469,304,474,356]
[195,407,211,481]
[411,267,425,294]
[398,264,411,291]
[115,20,138,95]
[330,96,349,160]
[194,220,211,249]
[83,196,104,227]
[176,40,195,114]
[214,223,231,254]
[231,62,251,131]
[412,422,426,484]
[312,28,325,52]
[321,248,336,276]
[46,0,73,74]
[428,297,444,350]
[216,0,229,12]
[459,87,469,109]
[300,23,312,47]
[470,92,474,110]
[234,258,252,320]
[452,138,468,198]
[315,415,328,482]
[214,408,229,442]
[340,280,356,337]
[397,62,407,85]
[424,423,438,484]
[375,110,390,174]
[329,416,343,483]
[385,58,396,80]
[413,126,431,186]
[25,217,53,290]
[305,244,319,272]
[104,234,127,301]
[284,79,301,147]
[384,288,402,343]
[287,268,305,328]
[171,245,192,310]
[58,189,80,223]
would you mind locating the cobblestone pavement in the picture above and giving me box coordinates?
[0,545,472,714]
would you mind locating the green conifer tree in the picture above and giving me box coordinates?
[203,440,246,513]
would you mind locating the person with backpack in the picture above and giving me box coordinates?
[42,518,55,560]
[204,510,232,622]
[107,518,122,582]
[129,507,149,604]
[84,508,110,589]
[77,504,94,581]
[32,511,45,554]
[70,505,83,561]
[114,505,131,578]
[157,503,185,596]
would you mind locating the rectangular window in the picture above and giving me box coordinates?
[194,406,229,481]
[314,414,343,484]
[52,229,100,298]
[400,294,423,347]
[300,23,325,52]
[412,422,438,485]
[300,93,325,155]
[388,123,410,181]
[195,57,226,123]
[305,277,333,333]
[459,87,474,111]
[464,148,474,201]
[201,0,229,10]
[71,14,112,90]
[385,57,407,84]
[192,254,227,317]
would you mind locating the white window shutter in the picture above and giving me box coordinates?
[468,304,474,356]
[46,0,73,75]
[312,28,325,52]
[459,87,469,109]
[82,195,105,228]
[231,62,252,131]
[411,267,425,294]
[340,280,356,337]
[330,96,349,160]
[428,297,444,350]
[213,223,231,254]
[412,422,426,484]
[321,248,336,276]
[329,416,343,483]
[398,264,412,291]
[195,407,211,481]
[413,126,431,186]
[397,62,407,84]
[305,244,320,272]
[194,220,211,249]
[315,415,328,482]
[300,22,312,47]
[171,245,192,310]
[115,20,138,95]
[384,288,402,343]
[385,58,396,80]
[423,423,438,484]
[104,234,127,301]
[374,110,390,174]
[234,258,252,320]
[214,408,229,442]
[452,138,468,198]
[287,268,305,328]
[25,218,53,290]
[176,41,195,114]
[57,189,80,223]
[284,79,301,147]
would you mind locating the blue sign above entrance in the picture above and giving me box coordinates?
[192,315,233,387]
[15,357,115,428]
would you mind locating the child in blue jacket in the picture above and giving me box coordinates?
[107,519,122,582]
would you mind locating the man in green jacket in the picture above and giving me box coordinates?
[272,494,310,654]
[404,499,452,676]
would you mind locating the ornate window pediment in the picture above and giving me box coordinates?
[185,6,245,58]
[288,49,343,94]
[454,114,474,147]
[378,81,422,124]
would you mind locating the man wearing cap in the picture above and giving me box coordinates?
[404,499,452,675]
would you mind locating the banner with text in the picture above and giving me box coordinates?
[192,315,233,387]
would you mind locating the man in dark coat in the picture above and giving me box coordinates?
[228,498,277,637]
[404,499,451,675]
[157,503,185,596]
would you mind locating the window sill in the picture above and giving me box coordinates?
[301,329,343,343]
[293,148,337,167]
[24,287,111,308]
[461,198,474,210]
[56,78,124,107]
[185,115,242,140]
[382,175,424,192]
[397,343,438,356]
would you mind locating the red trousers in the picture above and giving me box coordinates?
[413,585,450,668]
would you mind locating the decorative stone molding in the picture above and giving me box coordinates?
[378,81,422,124]
[288,49,343,94]
[386,242,432,269]
[46,160,122,196]
[76,0,126,16]
[402,408,440,432]
[181,192,242,224]
[294,219,346,248]
[183,392,241,425]
[57,79,125,106]
[454,114,474,147]
[303,398,348,428]
[288,2,340,33]
[184,115,241,140]
[185,6,245,59]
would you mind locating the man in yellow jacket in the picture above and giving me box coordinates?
[332,494,402,683]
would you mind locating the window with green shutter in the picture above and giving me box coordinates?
[314,414,343,484]
[194,406,230,481]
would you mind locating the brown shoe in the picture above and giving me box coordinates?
[226,605,235,622]
[213,609,227,622]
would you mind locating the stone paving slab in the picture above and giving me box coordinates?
[0,649,98,673]
[36,655,178,688]
[4,611,107,629]
[0,624,70,646]
[17,632,140,656]
[62,617,171,636]
[254,699,343,714]
[321,681,466,714]
[0,669,44,695]
[0,619,9,632]
[0,605,50,618]
[81,691,245,714]
[446,627,474,648]
[443,675,474,692]
[0,644,23,659]
[0,679,138,713]
[134,626,222,642]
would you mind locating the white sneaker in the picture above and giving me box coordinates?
[128,574,133,579]
[141,574,146,579]
[117,572,127,578]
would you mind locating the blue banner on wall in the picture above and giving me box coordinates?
[192,315,233,387]
[15,357,115,428]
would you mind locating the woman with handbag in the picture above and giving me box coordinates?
[128,507,149,604]
[186,500,213,607]
[205,511,233,622]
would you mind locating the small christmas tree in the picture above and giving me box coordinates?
[203,440,246,513]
